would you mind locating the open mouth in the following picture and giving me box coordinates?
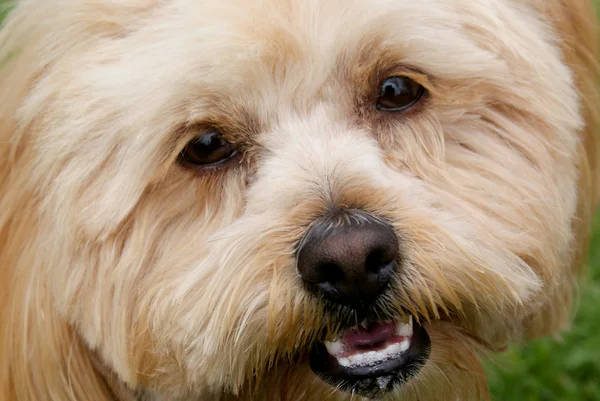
[309,316,431,398]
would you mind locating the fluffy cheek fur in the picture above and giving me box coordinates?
[1,0,598,400]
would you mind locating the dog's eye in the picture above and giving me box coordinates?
[180,130,237,166]
[376,76,425,111]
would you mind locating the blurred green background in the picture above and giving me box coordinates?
[486,212,600,401]
[0,0,599,400]
[485,4,600,399]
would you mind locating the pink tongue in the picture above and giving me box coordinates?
[339,321,396,347]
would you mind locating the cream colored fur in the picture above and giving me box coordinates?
[0,0,598,400]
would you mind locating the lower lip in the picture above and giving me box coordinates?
[308,319,431,397]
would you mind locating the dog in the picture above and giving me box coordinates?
[0,0,598,400]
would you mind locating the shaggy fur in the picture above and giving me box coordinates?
[0,0,598,400]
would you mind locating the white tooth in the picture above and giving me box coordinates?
[364,351,380,365]
[397,322,412,337]
[352,353,364,365]
[400,338,411,352]
[396,315,414,337]
[338,357,350,367]
[360,319,369,329]
[324,340,344,356]
[360,354,373,365]
[384,342,400,355]
[377,375,392,389]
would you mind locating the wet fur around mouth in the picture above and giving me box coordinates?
[310,320,431,398]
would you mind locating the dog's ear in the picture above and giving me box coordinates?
[554,0,600,206]
[532,0,600,210]
[0,3,132,400]
[522,0,600,340]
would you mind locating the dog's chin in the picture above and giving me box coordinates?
[309,316,431,399]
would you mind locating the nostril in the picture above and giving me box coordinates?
[365,248,395,275]
[318,262,345,285]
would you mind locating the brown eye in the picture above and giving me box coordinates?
[376,76,425,111]
[180,130,237,166]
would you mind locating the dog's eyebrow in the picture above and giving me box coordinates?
[184,99,264,146]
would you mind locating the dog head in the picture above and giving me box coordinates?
[1,0,598,400]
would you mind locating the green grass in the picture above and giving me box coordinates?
[486,212,600,401]
[0,1,599,399]
[0,1,10,23]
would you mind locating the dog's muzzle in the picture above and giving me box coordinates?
[296,209,430,398]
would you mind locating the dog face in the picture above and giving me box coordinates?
[0,0,597,400]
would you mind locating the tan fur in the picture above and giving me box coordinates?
[0,0,598,400]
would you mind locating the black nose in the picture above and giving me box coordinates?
[296,210,399,307]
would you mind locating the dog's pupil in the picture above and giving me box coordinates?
[197,131,222,151]
[377,76,423,111]
[183,130,235,166]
